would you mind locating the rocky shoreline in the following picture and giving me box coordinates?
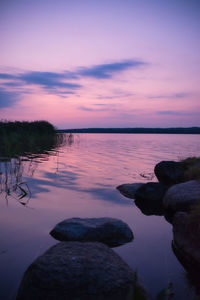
[16,157,200,299]
[117,157,200,295]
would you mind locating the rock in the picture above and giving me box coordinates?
[154,161,184,185]
[17,242,136,300]
[172,241,200,296]
[50,217,134,247]
[116,183,143,199]
[134,182,168,216]
[163,180,200,213]
[172,212,200,273]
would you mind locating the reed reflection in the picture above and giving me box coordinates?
[0,124,71,204]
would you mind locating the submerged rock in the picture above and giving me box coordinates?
[172,212,200,273]
[163,180,200,213]
[134,182,168,216]
[154,161,184,185]
[116,183,143,199]
[17,242,136,300]
[50,217,134,247]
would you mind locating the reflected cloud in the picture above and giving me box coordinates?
[26,169,131,206]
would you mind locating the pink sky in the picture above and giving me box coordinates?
[0,0,199,128]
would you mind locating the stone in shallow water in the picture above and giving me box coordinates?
[17,242,135,300]
[154,160,184,185]
[134,182,168,216]
[50,217,134,247]
[116,183,143,199]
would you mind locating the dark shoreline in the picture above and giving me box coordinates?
[58,127,200,134]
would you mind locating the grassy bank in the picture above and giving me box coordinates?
[0,120,64,158]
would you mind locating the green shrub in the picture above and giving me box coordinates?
[180,157,200,181]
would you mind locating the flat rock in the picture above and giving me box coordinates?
[154,161,184,185]
[50,217,134,247]
[163,180,200,213]
[134,182,168,216]
[17,242,137,300]
[116,183,143,199]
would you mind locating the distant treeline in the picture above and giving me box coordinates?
[58,127,200,134]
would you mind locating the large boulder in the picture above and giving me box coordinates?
[172,212,200,272]
[134,182,168,216]
[154,161,184,185]
[50,217,134,247]
[163,180,200,213]
[116,183,143,199]
[17,242,143,300]
[154,158,200,185]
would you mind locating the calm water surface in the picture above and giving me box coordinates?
[0,134,200,299]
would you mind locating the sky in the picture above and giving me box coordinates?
[0,0,200,129]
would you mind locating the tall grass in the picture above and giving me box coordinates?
[0,120,64,158]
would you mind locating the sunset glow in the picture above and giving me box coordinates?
[0,0,199,128]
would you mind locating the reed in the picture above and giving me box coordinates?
[0,120,64,158]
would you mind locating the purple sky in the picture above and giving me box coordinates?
[0,0,200,128]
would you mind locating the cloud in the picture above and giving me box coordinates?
[19,71,81,90]
[79,106,107,112]
[4,81,24,87]
[77,60,145,79]
[0,71,81,93]
[96,92,134,100]
[0,73,17,80]
[0,59,147,101]
[93,103,108,106]
[157,110,198,116]
[0,87,19,108]
[149,93,189,99]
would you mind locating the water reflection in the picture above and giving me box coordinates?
[1,134,200,300]
[0,157,36,205]
[0,133,68,204]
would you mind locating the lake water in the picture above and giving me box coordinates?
[0,133,200,299]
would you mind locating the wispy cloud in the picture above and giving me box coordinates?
[149,93,189,99]
[96,92,134,100]
[77,60,145,79]
[79,106,108,112]
[0,87,19,108]
[0,71,81,92]
[0,59,147,105]
[157,110,198,116]
[19,71,81,90]
[0,73,16,80]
